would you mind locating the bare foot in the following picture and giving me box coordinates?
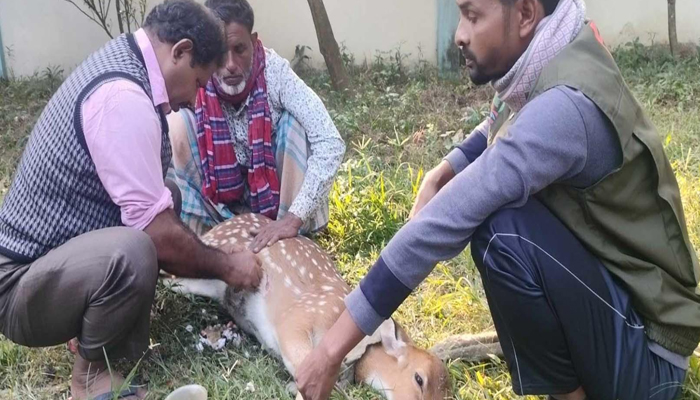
[70,354,146,400]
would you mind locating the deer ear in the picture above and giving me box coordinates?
[379,318,407,359]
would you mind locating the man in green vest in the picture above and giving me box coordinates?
[294,0,700,399]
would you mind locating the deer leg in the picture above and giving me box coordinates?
[277,327,315,380]
[279,328,351,400]
[430,331,503,362]
[276,325,324,400]
[162,277,227,302]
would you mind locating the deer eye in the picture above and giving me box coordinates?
[414,373,424,388]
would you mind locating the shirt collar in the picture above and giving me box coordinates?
[134,28,170,112]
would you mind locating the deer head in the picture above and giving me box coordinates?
[351,318,451,400]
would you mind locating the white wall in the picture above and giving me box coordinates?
[0,0,143,77]
[587,0,700,46]
[249,0,437,68]
[1,0,698,77]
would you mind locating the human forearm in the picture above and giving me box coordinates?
[144,210,233,281]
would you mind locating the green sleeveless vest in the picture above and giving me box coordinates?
[488,23,700,356]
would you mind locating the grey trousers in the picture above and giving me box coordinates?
[0,180,181,362]
[0,228,158,362]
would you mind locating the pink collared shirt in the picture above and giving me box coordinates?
[82,28,173,230]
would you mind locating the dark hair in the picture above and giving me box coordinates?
[204,0,255,33]
[501,0,560,16]
[143,0,226,66]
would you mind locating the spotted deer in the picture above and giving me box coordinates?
[165,213,452,399]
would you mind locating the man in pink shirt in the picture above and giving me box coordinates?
[0,1,261,399]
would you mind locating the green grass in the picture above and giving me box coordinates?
[1,42,699,399]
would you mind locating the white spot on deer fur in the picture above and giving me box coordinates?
[312,259,318,266]
[281,249,287,255]
[295,250,300,256]
[333,306,340,313]
[286,255,292,261]
[299,267,306,275]
[309,273,314,279]
[293,287,302,295]
[229,238,238,244]
[232,229,240,234]
[284,276,292,287]
[322,286,334,292]
[253,223,260,228]
[306,300,313,305]
[310,308,316,313]
[280,242,286,248]
[319,301,326,306]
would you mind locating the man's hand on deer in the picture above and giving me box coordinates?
[249,212,303,253]
[296,311,366,400]
[220,243,264,290]
[409,160,455,219]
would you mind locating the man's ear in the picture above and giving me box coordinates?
[516,0,543,39]
[171,38,195,64]
[251,32,259,44]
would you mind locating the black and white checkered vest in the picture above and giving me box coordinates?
[0,34,172,262]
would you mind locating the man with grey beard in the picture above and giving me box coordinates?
[167,0,345,253]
